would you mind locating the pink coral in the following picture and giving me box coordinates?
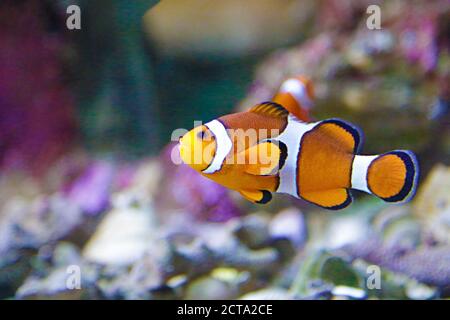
[0,1,76,175]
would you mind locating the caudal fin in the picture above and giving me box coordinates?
[351,151,419,203]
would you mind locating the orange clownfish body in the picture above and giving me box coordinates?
[179,76,419,209]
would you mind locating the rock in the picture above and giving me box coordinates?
[0,175,86,299]
[0,253,33,299]
[373,206,421,252]
[0,193,82,259]
[413,164,450,244]
[233,213,271,249]
[211,267,251,287]
[122,160,162,201]
[83,206,155,266]
[16,267,83,300]
[240,287,293,300]
[290,249,364,298]
[52,242,83,267]
[405,279,437,300]
[97,253,166,300]
[331,285,366,300]
[269,208,306,248]
[185,276,237,300]
[323,211,373,250]
[14,242,102,300]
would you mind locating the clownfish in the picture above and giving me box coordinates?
[178,76,419,210]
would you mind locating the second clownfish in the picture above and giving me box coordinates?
[179,76,419,209]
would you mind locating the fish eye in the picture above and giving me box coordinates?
[197,130,207,140]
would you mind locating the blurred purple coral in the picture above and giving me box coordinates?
[158,143,241,222]
[0,1,76,175]
[398,9,439,72]
[65,161,114,215]
[344,237,450,288]
[171,165,240,222]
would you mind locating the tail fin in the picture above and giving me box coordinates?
[351,151,419,203]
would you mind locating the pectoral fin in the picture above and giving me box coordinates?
[239,190,273,204]
[241,141,287,176]
[301,188,352,210]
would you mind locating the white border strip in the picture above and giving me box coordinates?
[276,116,318,196]
[202,120,232,174]
[351,155,378,193]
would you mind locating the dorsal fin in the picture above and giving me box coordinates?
[314,118,363,154]
[249,101,289,118]
[273,92,310,122]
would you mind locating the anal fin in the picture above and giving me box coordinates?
[301,188,352,210]
[239,190,272,204]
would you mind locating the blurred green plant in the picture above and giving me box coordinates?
[68,0,160,156]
